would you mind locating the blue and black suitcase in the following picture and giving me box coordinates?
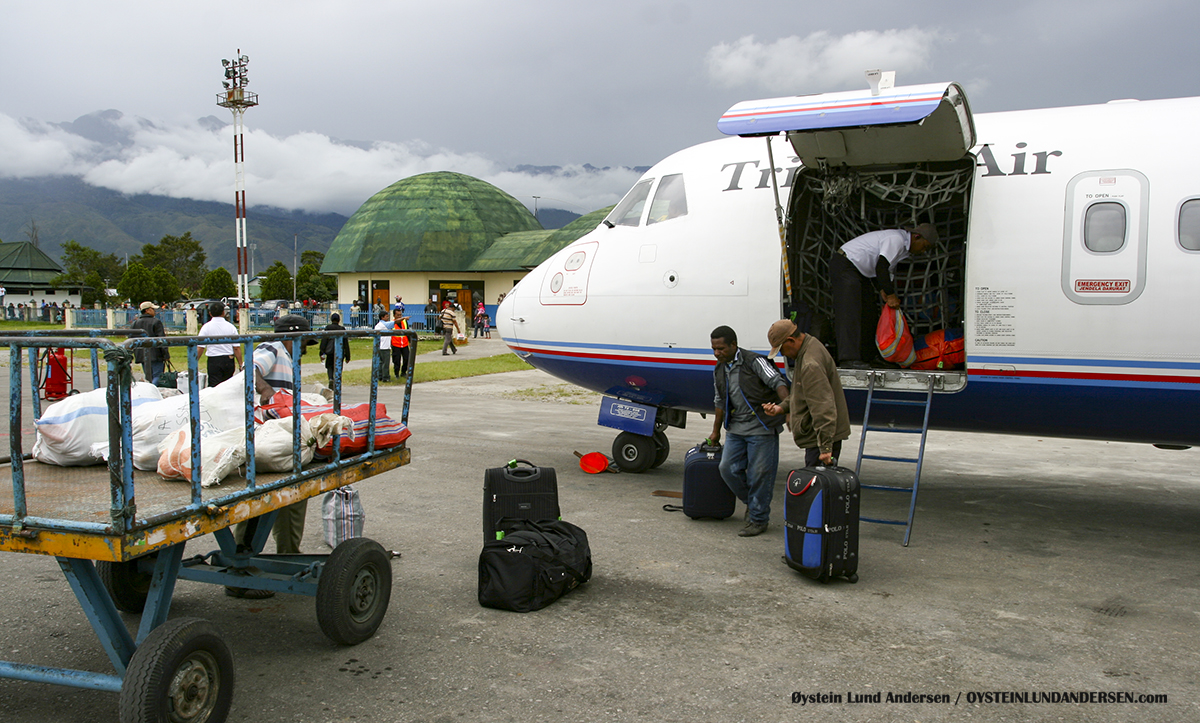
[783,465,860,583]
[682,443,736,519]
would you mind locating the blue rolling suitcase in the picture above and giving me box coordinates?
[682,443,736,519]
[783,465,860,583]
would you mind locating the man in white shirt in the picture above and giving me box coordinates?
[197,302,242,386]
[373,310,394,382]
[829,223,937,369]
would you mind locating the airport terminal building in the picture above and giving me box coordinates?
[320,171,608,327]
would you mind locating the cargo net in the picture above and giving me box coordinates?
[789,163,972,339]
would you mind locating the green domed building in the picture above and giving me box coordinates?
[321,171,609,328]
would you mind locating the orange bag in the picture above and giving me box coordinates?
[910,329,965,370]
[875,306,916,367]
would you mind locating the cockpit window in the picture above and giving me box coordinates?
[647,174,687,225]
[606,179,653,227]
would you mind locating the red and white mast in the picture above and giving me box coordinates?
[217,50,258,311]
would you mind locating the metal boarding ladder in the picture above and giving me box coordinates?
[854,372,935,546]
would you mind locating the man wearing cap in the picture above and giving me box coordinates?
[829,223,938,369]
[130,301,167,385]
[707,325,789,537]
[763,320,851,467]
[197,301,242,386]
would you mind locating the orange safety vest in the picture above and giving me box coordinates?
[391,318,410,348]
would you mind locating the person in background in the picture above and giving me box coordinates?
[441,302,460,355]
[391,314,411,379]
[474,303,486,338]
[197,301,242,386]
[319,312,351,388]
[373,310,394,381]
[130,301,167,384]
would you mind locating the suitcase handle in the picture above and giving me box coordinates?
[502,459,543,482]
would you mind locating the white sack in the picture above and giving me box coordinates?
[33,382,163,466]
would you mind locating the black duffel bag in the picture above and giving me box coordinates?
[478,519,592,612]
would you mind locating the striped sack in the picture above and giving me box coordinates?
[875,306,917,367]
[322,485,365,548]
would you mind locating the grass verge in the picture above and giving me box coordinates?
[308,352,532,386]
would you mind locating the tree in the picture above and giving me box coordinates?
[259,261,293,301]
[117,262,157,306]
[200,267,238,299]
[131,232,208,294]
[151,267,180,305]
[295,263,333,302]
[53,240,126,307]
[301,250,325,268]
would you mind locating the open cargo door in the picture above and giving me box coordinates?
[718,82,975,168]
[719,82,977,392]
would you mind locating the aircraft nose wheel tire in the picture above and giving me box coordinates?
[316,537,394,645]
[119,617,234,723]
[612,432,655,473]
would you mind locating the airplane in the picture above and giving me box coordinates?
[497,78,1200,472]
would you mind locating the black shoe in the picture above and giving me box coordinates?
[738,521,769,537]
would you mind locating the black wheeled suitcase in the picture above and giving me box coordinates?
[682,443,736,519]
[783,465,860,583]
[483,459,560,543]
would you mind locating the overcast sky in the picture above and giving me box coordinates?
[1,0,1196,217]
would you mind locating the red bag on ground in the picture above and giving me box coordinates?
[910,329,965,370]
[876,306,916,367]
[257,392,411,456]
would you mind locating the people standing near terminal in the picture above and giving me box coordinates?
[130,301,167,385]
[393,294,405,320]
[829,223,937,368]
[373,310,393,382]
[441,302,460,355]
[197,302,242,386]
[707,325,789,537]
[473,303,486,338]
[319,312,351,387]
[762,320,851,467]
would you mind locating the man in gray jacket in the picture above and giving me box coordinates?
[762,319,851,466]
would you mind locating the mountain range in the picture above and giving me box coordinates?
[0,175,580,273]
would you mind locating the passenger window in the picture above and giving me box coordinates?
[1083,202,1126,253]
[647,174,688,225]
[606,179,653,227]
[1178,198,1200,251]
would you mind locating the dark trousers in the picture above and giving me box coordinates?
[391,346,409,378]
[804,440,843,468]
[206,356,236,387]
[829,253,878,363]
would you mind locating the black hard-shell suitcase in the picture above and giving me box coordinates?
[783,465,860,583]
[478,519,592,612]
[682,443,736,519]
[483,459,560,543]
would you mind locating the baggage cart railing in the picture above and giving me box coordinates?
[2,327,416,548]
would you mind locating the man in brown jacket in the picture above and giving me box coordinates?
[762,319,851,466]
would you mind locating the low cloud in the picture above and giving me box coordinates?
[706,28,941,94]
[0,111,641,217]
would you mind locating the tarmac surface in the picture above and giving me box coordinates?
[1,334,1198,722]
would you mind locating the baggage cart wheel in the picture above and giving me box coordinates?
[316,538,393,645]
[98,554,156,614]
[119,617,234,723]
[650,430,670,469]
[612,432,655,473]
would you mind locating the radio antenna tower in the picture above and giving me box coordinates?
[217,50,258,311]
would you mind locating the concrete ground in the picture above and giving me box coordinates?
[0,338,1197,722]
